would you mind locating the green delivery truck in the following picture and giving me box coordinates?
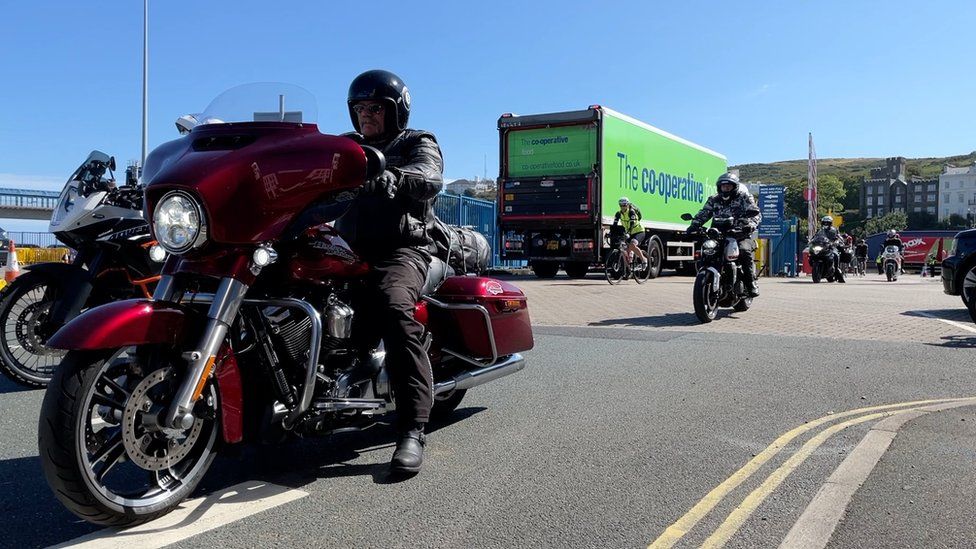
[497,105,728,279]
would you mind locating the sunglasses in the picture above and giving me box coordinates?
[352,104,385,115]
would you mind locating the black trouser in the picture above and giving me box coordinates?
[359,247,433,428]
[738,239,757,289]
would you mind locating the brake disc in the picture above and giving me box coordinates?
[121,366,204,471]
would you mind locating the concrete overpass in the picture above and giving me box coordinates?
[0,187,60,220]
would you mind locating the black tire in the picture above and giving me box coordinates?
[564,262,589,279]
[693,270,718,323]
[645,237,663,279]
[812,263,822,283]
[886,263,895,282]
[837,270,846,283]
[431,389,467,421]
[531,261,559,279]
[733,297,753,312]
[605,250,626,285]
[38,347,219,526]
[962,265,976,324]
[0,270,66,388]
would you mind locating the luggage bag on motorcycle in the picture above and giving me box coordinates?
[429,217,491,275]
[427,276,534,359]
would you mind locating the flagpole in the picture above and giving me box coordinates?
[807,133,818,240]
[141,0,149,171]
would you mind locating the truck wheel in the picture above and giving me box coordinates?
[645,237,663,279]
[531,261,559,279]
[564,262,589,279]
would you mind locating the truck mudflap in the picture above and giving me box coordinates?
[47,299,192,351]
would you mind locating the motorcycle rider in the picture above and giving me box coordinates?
[882,229,905,273]
[854,238,869,275]
[688,172,761,297]
[812,215,845,280]
[612,197,648,269]
[342,70,443,474]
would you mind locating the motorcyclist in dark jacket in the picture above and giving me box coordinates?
[881,229,905,273]
[343,69,443,475]
[688,172,761,297]
[812,216,845,280]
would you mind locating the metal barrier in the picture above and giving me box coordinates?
[4,231,59,248]
[434,193,526,269]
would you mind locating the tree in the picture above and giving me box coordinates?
[783,174,847,219]
[864,211,908,235]
[940,213,970,230]
[839,175,862,211]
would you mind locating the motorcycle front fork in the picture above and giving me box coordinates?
[154,276,249,429]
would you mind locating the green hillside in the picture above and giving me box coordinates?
[733,151,976,183]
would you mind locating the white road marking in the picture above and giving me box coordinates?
[914,310,976,334]
[51,481,308,549]
[779,398,976,549]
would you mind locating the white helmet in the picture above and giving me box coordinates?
[619,197,630,206]
[887,229,896,237]
[821,215,833,228]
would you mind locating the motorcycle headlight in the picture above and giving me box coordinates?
[812,246,823,254]
[153,191,206,254]
[702,240,718,255]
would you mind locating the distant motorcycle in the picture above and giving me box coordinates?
[809,237,845,284]
[0,152,163,388]
[682,213,754,323]
[882,245,900,281]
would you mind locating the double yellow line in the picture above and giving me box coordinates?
[648,397,971,549]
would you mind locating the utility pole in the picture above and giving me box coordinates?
[141,0,149,172]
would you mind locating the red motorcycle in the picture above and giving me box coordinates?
[38,83,534,526]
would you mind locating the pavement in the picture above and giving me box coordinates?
[0,270,973,548]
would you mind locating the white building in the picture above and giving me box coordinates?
[938,163,976,221]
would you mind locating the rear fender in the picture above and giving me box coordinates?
[46,299,194,350]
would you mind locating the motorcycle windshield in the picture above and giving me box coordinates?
[51,151,112,229]
[196,83,318,126]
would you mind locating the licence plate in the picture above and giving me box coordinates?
[547,241,559,250]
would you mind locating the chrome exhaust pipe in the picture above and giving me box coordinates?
[433,353,525,396]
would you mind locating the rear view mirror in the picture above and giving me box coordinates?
[680,213,693,221]
[108,156,117,172]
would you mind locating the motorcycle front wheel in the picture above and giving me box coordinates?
[812,263,822,283]
[886,263,895,282]
[0,270,67,388]
[693,270,719,323]
[38,346,220,526]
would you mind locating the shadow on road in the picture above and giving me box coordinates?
[2,406,486,546]
[588,311,725,328]
[0,455,101,547]
[925,335,976,349]
[903,309,972,323]
[0,376,41,395]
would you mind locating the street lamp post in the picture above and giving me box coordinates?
[141,0,148,174]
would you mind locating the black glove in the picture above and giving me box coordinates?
[362,170,400,199]
[687,224,701,234]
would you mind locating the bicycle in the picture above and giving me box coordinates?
[855,256,867,277]
[605,226,651,285]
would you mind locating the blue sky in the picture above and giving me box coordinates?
[1,1,973,231]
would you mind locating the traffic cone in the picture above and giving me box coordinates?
[5,240,20,282]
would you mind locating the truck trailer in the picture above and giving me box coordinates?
[497,106,728,279]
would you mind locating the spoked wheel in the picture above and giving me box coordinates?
[633,255,651,284]
[605,250,627,285]
[693,270,719,323]
[39,346,220,526]
[0,271,67,388]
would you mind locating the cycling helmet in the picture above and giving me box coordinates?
[347,69,411,134]
[716,172,740,200]
[618,197,630,206]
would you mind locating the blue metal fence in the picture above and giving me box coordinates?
[434,193,526,268]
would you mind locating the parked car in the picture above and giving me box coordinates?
[941,228,976,323]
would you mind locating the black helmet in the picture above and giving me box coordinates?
[716,172,740,200]
[347,69,411,134]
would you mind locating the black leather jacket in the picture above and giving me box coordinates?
[343,129,444,259]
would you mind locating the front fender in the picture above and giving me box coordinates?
[47,299,191,350]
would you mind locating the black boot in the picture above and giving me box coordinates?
[391,424,426,474]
